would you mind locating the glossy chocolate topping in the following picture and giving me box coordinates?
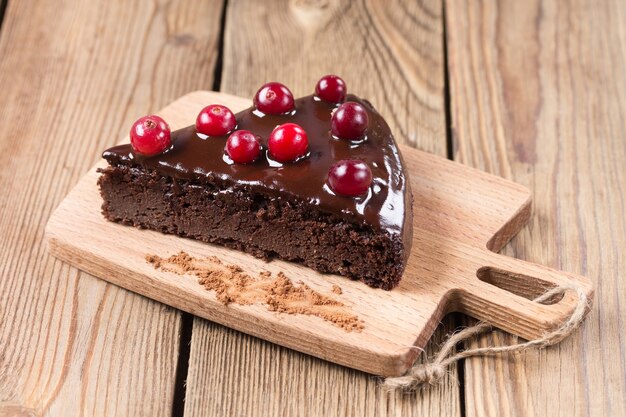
[103,94,411,236]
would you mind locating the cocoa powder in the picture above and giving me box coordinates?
[147,251,363,332]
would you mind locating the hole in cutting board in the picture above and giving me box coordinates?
[476,267,564,305]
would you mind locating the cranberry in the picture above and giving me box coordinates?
[130,115,171,156]
[328,160,372,197]
[330,101,369,140]
[196,104,236,136]
[315,75,347,103]
[225,130,261,164]
[253,82,295,114]
[268,123,309,162]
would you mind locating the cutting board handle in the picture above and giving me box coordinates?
[453,252,594,341]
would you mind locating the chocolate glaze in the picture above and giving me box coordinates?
[103,94,412,238]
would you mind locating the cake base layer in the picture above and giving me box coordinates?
[97,164,406,290]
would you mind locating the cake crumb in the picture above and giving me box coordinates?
[147,251,363,332]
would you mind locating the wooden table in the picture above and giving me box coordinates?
[0,1,624,416]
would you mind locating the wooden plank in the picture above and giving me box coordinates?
[46,91,590,378]
[220,0,446,154]
[0,0,224,415]
[183,0,460,415]
[446,0,626,416]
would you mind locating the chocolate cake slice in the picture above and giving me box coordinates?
[98,78,413,289]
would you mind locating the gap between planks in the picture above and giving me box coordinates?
[440,1,468,415]
[172,1,228,416]
[0,0,9,31]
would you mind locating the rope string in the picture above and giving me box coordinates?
[383,282,589,390]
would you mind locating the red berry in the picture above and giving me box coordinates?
[328,160,373,197]
[130,115,171,156]
[253,82,295,114]
[268,123,309,162]
[315,75,347,103]
[330,102,369,140]
[225,130,261,164]
[196,104,236,136]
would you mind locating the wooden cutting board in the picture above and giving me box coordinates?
[45,91,593,377]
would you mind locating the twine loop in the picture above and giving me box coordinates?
[383,282,590,391]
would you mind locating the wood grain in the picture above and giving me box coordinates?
[45,91,591,378]
[446,0,626,416]
[221,0,446,154]
[185,1,458,415]
[0,0,224,415]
